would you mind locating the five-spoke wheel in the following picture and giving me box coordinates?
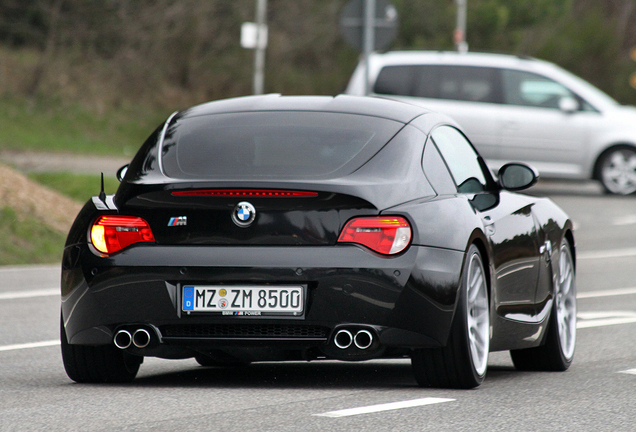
[598,147,636,195]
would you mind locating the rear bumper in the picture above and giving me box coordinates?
[61,243,464,357]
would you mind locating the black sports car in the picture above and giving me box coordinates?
[60,95,576,388]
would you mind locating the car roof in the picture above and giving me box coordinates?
[367,50,541,68]
[178,94,433,124]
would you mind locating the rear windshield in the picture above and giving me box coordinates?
[161,112,403,180]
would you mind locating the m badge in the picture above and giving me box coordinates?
[168,216,187,227]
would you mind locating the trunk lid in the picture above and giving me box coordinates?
[118,186,377,246]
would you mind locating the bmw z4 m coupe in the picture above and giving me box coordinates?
[61,95,576,388]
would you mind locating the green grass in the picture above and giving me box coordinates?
[0,96,169,157]
[28,172,121,203]
[0,207,67,265]
[1,172,120,265]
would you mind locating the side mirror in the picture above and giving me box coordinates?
[116,164,129,182]
[498,163,538,191]
[558,96,579,114]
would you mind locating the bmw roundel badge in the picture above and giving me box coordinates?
[232,201,256,227]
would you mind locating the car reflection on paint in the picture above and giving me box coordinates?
[60,95,576,389]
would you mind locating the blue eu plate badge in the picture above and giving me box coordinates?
[183,286,194,311]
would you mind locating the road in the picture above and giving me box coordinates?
[1,180,635,431]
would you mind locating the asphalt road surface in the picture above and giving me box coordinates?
[1,180,635,431]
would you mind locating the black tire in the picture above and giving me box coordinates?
[510,238,576,371]
[411,245,490,389]
[61,315,142,383]
[596,146,636,195]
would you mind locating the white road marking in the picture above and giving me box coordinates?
[577,247,636,260]
[0,288,58,300]
[613,215,636,226]
[577,287,636,299]
[314,397,455,418]
[0,340,60,352]
[618,369,636,375]
[577,311,636,329]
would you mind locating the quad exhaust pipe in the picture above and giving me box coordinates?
[334,328,375,350]
[132,329,151,348]
[353,329,373,350]
[334,329,353,349]
[114,329,132,349]
[114,328,152,349]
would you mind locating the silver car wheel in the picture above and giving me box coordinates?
[600,148,636,195]
[556,240,576,361]
[411,245,489,388]
[466,251,489,376]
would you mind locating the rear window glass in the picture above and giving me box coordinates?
[374,65,501,103]
[161,112,403,180]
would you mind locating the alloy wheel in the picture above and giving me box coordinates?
[556,241,576,360]
[466,251,489,376]
[600,148,636,195]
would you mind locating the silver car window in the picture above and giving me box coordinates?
[374,65,501,104]
[501,69,590,110]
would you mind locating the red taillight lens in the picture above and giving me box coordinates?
[337,216,412,255]
[90,216,155,254]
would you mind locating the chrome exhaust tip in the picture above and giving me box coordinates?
[334,329,353,349]
[132,328,151,348]
[354,329,373,350]
[113,330,132,350]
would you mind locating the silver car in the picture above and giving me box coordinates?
[346,51,636,195]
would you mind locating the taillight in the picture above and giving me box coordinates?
[90,216,155,254]
[337,216,412,255]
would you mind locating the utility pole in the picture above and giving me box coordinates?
[253,0,267,95]
[363,0,376,95]
[455,0,468,53]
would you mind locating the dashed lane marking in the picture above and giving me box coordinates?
[0,288,58,300]
[577,311,636,329]
[0,340,60,352]
[577,287,636,299]
[618,369,636,375]
[578,247,636,260]
[314,397,455,418]
[613,215,636,226]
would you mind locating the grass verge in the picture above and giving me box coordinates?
[0,171,119,265]
[28,172,121,203]
[0,96,168,156]
[0,207,67,265]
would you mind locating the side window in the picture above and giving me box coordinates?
[374,65,416,96]
[502,69,577,109]
[422,137,457,195]
[374,65,500,104]
[431,126,487,193]
[414,65,500,103]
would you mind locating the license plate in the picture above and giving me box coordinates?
[182,285,304,316]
